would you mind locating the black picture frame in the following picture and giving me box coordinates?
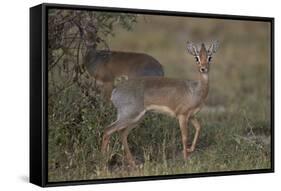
[30,3,274,187]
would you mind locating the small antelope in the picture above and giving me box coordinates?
[84,49,164,98]
[101,41,219,166]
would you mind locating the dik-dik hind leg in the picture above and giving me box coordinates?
[119,126,136,166]
[119,113,145,166]
[101,111,145,164]
[101,120,130,155]
[187,117,201,153]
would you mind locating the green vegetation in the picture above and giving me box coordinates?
[48,11,271,182]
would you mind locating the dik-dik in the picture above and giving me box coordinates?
[101,41,219,166]
[84,49,164,98]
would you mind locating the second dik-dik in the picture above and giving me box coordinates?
[84,49,164,98]
[101,41,219,166]
[81,23,164,98]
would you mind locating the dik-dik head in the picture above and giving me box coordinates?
[187,41,219,73]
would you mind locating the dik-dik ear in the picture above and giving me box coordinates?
[187,41,199,56]
[207,40,219,55]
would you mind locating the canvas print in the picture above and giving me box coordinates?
[47,7,272,182]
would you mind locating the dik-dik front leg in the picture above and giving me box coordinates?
[178,114,190,160]
[187,117,201,153]
[102,82,114,100]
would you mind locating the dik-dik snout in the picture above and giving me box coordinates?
[199,66,208,73]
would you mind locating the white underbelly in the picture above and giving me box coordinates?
[145,105,176,117]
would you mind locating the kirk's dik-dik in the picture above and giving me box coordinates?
[101,41,219,166]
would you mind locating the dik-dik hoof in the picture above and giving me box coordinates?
[186,147,195,153]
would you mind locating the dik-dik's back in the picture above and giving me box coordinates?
[84,49,164,98]
[84,50,164,81]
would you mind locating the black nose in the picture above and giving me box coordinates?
[200,67,208,73]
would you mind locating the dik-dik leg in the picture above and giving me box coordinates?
[178,114,191,160]
[101,120,130,155]
[101,110,145,165]
[187,117,201,152]
[102,82,114,100]
[119,126,136,166]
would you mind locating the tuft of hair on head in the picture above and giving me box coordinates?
[207,40,219,55]
[187,41,199,56]
[199,43,208,58]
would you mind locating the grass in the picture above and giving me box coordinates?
[48,88,271,181]
[48,13,272,182]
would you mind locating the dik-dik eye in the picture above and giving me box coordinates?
[195,56,200,63]
[208,56,212,62]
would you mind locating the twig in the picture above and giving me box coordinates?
[48,81,75,99]
[242,110,256,138]
[48,32,79,71]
